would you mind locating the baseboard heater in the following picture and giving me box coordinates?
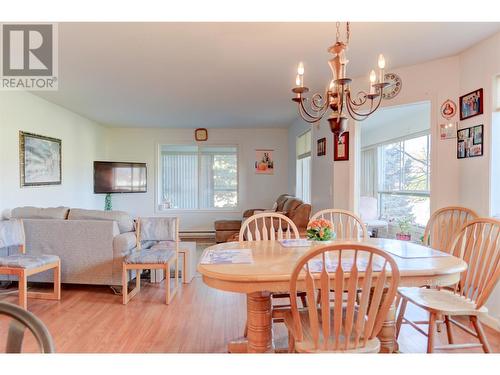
[179,230,215,239]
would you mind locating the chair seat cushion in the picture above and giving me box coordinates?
[283,309,380,353]
[124,248,175,264]
[398,287,488,316]
[150,241,176,250]
[0,254,59,269]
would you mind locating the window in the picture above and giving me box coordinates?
[378,134,430,226]
[159,145,238,209]
[296,131,311,203]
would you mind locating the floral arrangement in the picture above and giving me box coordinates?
[306,219,336,241]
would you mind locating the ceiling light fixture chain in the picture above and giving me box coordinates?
[292,22,391,135]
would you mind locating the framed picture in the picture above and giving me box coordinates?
[317,137,326,156]
[459,88,483,120]
[255,149,274,174]
[334,132,349,161]
[440,99,457,119]
[440,122,457,140]
[19,131,62,186]
[457,125,483,159]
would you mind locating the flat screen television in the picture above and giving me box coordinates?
[94,161,147,193]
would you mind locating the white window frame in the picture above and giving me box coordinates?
[375,131,431,225]
[155,143,240,213]
[296,130,312,204]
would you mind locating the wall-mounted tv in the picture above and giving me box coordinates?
[94,161,147,194]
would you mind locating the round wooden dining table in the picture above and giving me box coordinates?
[197,238,467,353]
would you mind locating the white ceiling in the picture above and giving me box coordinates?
[34,22,500,129]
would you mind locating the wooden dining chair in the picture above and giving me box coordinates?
[284,243,400,352]
[239,212,300,241]
[310,209,368,240]
[239,212,303,338]
[0,301,55,353]
[397,206,479,333]
[396,218,500,353]
[122,217,179,305]
[423,206,479,253]
[0,219,61,310]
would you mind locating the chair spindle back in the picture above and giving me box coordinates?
[310,209,368,240]
[239,212,300,241]
[289,243,400,351]
[423,206,478,253]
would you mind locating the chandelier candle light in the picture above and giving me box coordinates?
[292,22,391,135]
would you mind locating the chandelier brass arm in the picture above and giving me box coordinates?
[291,22,395,134]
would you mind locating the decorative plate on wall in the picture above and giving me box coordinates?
[382,72,402,100]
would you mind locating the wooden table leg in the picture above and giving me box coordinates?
[378,295,398,353]
[228,291,273,353]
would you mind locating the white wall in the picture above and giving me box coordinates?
[459,33,500,216]
[0,92,106,214]
[360,102,431,149]
[104,127,289,231]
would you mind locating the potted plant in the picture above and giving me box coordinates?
[306,219,336,241]
[395,216,413,241]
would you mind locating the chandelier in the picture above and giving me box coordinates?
[292,22,390,134]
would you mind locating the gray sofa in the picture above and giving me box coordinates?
[1,207,137,286]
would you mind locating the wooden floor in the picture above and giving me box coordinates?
[0,276,499,353]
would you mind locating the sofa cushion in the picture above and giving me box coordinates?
[11,206,70,220]
[68,208,134,233]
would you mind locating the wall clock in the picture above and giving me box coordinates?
[382,73,402,100]
[195,128,208,141]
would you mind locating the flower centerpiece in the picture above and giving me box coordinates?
[306,218,336,241]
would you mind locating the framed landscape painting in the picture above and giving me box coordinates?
[19,131,62,186]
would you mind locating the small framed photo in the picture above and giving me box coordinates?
[317,137,326,156]
[459,88,483,120]
[457,125,483,159]
[457,128,470,141]
[457,140,466,159]
[334,132,349,161]
[255,149,274,174]
[472,124,483,145]
[440,99,457,119]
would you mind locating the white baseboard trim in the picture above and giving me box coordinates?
[480,313,500,332]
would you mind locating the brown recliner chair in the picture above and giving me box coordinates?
[215,194,311,242]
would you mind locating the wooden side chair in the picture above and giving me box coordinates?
[239,212,303,338]
[423,206,479,253]
[122,217,179,305]
[0,301,55,353]
[239,212,300,241]
[284,243,400,352]
[0,219,61,310]
[396,218,500,353]
[397,206,479,332]
[310,209,368,240]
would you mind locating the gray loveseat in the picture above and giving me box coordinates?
[2,207,137,286]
